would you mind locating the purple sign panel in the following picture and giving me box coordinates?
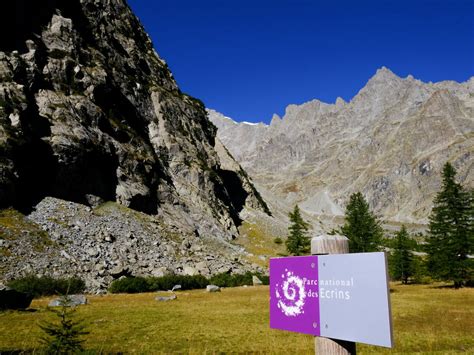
[270,255,320,336]
[270,252,393,348]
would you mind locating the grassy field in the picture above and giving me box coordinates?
[0,283,472,354]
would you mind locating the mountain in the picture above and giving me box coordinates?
[0,0,268,291]
[209,67,474,224]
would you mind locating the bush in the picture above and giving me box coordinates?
[109,275,209,293]
[7,276,85,298]
[147,275,208,291]
[108,273,269,293]
[209,272,269,287]
[274,237,283,245]
[108,277,149,294]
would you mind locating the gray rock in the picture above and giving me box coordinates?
[252,275,263,286]
[151,267,172,278]
[206,285,221,293]
[183,266,198,276]
[48,294,87,307]
[155,293,177,302]
[109,265,129,278]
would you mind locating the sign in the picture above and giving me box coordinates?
[270,252,393,348]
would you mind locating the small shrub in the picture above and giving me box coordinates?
[258,274,270,285]
[209,272,269,287]
[108,277,149,294]
[274,237,283,245]
[8,276,85,298]
[147,275,208,291]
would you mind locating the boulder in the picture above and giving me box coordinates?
[48,294,88,307]
[155,293,177,302]
[195,261,209,275]
[109,265,129,278]
[183,266,198,276]
[206,285,221,293]
[252,275,263,286]
[151,267,172,278]
[0,288,33,310]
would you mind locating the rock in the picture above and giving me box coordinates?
[252,276,263,286]
[87,248,99,257]
[109,265,129,278]
[151,267,172,278]
[48,294,88,307]
[104,234,115,243]
[206,285,221,293]
[195,261,210,275]
[0,289,33,310]
[183,266,198,276]
[155,293,177,302]
[85,194,104,208]
[170,285,181,292]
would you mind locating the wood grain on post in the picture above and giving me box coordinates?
[311,234,356,355]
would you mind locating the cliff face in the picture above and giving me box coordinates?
[0,0,268,234]
[0,0,268,289]
[209,68,474,224]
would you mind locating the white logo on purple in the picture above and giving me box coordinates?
[275,270,306,317]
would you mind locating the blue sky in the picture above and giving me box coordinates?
[128,0,474,123]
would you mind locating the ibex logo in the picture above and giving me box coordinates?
[275,270,306,317]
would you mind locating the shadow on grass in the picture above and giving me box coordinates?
[0,308,38,314]
[0,350,123,355]
[430,284,474,289]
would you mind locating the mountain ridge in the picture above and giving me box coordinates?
[209,67,474,224]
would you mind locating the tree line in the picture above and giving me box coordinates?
[284,162,473,288]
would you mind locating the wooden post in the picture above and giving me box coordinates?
[311,234,356,355]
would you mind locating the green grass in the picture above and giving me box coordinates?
[0,208,53,251]
[0,283,472,353]
[236,221,287,267]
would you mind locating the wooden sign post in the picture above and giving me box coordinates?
[311,235,356,355]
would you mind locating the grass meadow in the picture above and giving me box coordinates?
[0,283,472,354]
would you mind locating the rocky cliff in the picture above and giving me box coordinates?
[0,0,268,291]
[209,68,474,224]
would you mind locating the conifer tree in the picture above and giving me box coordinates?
[341,192,383,252]
[40,295,89,353]
[286,205,310,256]
[427,162,473,288]
[390,225,414,284]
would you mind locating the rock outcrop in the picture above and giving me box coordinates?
[0,0,268,290]
[209,68,474,224]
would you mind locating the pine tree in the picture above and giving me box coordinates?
[427,162,473,288]
[390,225,414,284]
[286,205,310,256]
[341,192,383,252]
[40,295,89,353]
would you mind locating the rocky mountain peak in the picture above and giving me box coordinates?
[270,113,282,126]
[209,71,473,225]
